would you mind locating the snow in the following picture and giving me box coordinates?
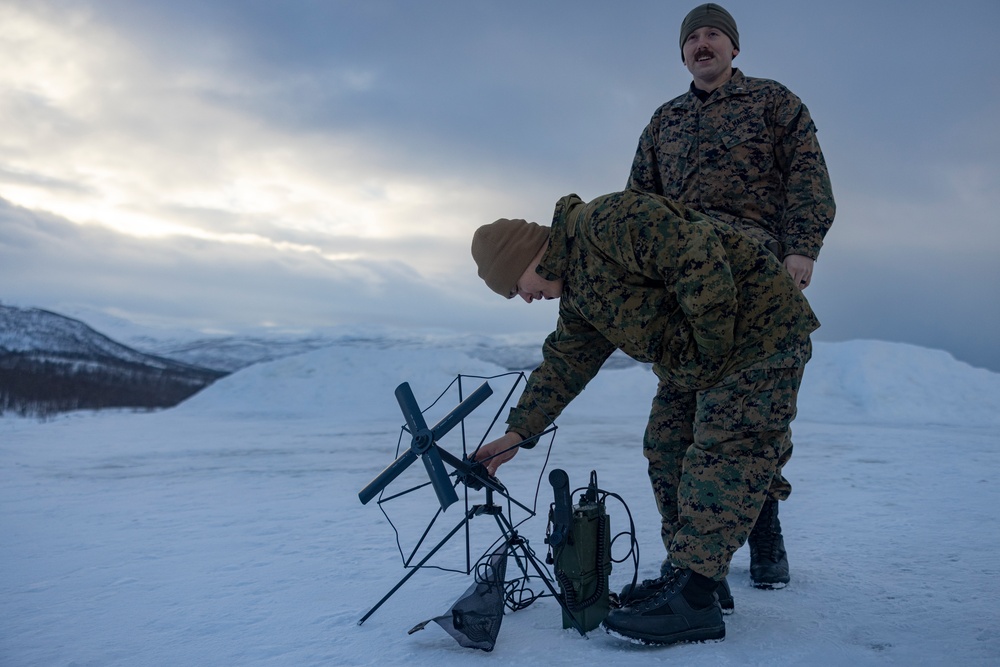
[2,336,999,666]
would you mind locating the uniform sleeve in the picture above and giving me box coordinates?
[773,96,836,259]
[626,119,664,195]
[505,306,616,443]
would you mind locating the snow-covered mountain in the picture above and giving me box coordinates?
[0,305,193,367]
[0,305,225,416]
[127,326,637,375]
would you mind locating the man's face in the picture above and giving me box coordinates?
[510,260,563,303]
[682,26,738,89]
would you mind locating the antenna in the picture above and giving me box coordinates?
[356,374,582,638]
[358,381,493,512]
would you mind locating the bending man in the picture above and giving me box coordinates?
[471,189,817,646]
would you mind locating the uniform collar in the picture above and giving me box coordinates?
[674,68,748,108]
[538,193,584,281]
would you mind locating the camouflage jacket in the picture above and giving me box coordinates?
[626,69,835,260]
[506,190,820,440]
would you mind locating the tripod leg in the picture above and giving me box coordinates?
[493,513,530,579]
[358,509,475,625]
[493,512,588,636]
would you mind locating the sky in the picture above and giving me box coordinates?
[2,0,999,371]
[3,336,1000,664]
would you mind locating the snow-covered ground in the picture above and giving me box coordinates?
[2,336,999,666]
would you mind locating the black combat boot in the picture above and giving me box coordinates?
[619,558,734,614]
[604,567,725,646]
[748,498,790,588]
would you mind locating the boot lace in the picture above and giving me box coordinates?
[753,528,782,561]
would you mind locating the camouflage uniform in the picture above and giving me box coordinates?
[627,69,835,259]
[644,345,808,577]
[628,68,833,511]
[505,190,818,579]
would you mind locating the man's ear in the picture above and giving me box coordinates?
[732,48,740,59]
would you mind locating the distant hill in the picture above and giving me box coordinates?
[0,305,227,417]
[135,335,338,373]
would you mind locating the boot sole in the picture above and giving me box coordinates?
[751,581,788,590]
[603,623,726,646]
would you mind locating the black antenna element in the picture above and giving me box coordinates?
[358,381,493,511]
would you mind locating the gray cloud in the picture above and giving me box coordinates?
[2,0,999,371]
[0,197,557,336]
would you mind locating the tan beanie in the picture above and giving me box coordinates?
[471,218,549,298]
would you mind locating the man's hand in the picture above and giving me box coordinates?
[473,431,522,477]
[784,254,815,290]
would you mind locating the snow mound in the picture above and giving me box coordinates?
[176,344,507,422]
[175,337,1000,429]
[800,340,1000,426]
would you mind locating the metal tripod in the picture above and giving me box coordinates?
[357,484,585,636]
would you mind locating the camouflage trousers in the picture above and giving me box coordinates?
[644,340,810,580]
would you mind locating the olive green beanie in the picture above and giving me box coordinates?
[679,3,740,58]
[471,218,549,298]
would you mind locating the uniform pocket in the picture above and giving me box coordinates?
[696,363,802,434]
[738,366,800,431]
[720,116,773,176]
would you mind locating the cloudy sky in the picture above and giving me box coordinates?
[2,0,998,371]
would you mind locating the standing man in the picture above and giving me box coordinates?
[627,3,835,589]
[470,189,818,646]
